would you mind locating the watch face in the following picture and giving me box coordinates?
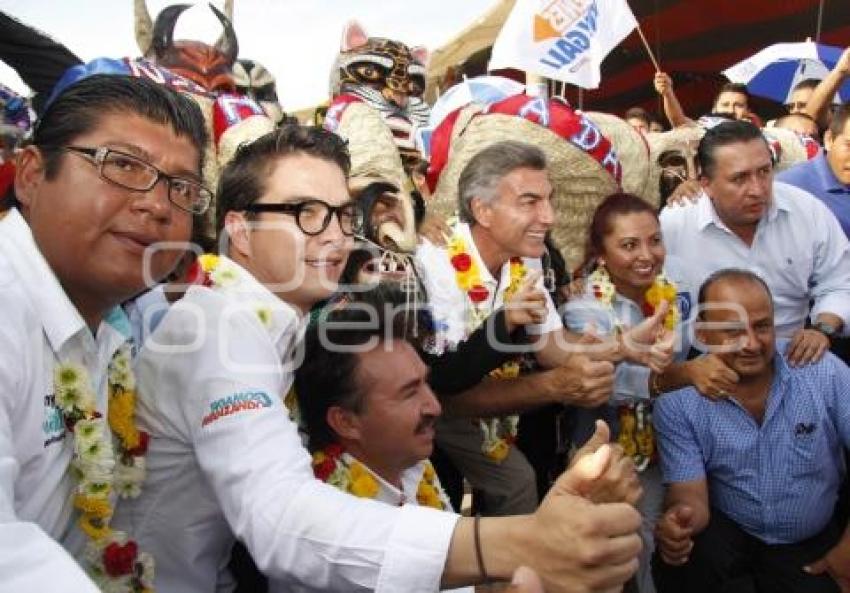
[815,322,837,337]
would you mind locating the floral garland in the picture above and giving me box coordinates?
[194,254,275,329]
[586,265,680,471]
[447,231,528,463]
[54,345,154,591]
[588,267,679,330]
[312,444,450,510]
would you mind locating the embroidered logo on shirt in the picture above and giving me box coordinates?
[794,422,816,436]
[201,391,273,427]
[43,393,66,447]
[676,291,692,321]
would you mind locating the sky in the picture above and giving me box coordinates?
[0,0,497,110]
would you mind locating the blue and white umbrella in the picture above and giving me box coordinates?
[417,75,526,161]
[723,41,850,104]
[427,75,526,129]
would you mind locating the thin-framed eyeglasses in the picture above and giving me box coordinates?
[243,199,362,236]
[61,146,211,215]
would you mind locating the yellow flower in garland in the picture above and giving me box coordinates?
[108,389,141,451]
[589,267,681,331]
[197,253,220,273]
[348,461,380,498]
[503,258,527,300]
[314,447,450,510]
[74,494,113,520]
[484,439,510,462]
[416,462,448,510]
[79,514,113,541]
[644,274,680,330]
[58,345,153,591]
[416,482,442,509]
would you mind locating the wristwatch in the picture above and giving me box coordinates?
[813,320,838,341]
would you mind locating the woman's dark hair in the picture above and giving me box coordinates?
[575,192,659,279]
[215,124,351,235]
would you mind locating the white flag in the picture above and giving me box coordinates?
[489,0,638,89]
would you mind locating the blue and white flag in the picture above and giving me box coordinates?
[489,0,637,89]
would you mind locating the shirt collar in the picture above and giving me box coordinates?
[813,152,849,193]
[697,187,787,233]
[0,208,90,353]
[457,222,513,288]
[212,254,301,347]
[342,452,426,506]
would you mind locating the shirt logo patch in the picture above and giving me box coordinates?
[676,291,692,321]
[794,422,816,436]
[202,391,273,427]
[43,393,66,447]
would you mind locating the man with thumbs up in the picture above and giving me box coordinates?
[652,269,850,593]
[416,140,671,515]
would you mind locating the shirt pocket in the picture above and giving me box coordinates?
[770,254,813,299]
[786,426,826,480]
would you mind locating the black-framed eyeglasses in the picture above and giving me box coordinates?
[785,101,807,112]
[61,146,211,215]
[244,199,362,236]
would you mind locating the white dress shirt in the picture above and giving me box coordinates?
[112,256,459,593]
[337,452,454,511]
[0,208,128,593]
[659,182,850,338]
[415,222,563,351]
[329,453,472,593]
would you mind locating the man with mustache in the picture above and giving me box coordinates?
[113,125,645,593]
[660,120,850,373]
[296,306,451,512]
[652,269,850,593]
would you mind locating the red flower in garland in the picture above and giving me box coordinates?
[450,253,472,272]
[641,302,655,318]
[325,443,344,458]
[468,285,489,303]
[126,431,150,457]
[314,457,336,481]
[103,541,138,577]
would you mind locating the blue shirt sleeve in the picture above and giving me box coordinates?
[653,391,707,484]
[824,353,850,449]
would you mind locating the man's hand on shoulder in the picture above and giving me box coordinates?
[665,179,703,207]
[418,212,450,246]
[787,328,830,367]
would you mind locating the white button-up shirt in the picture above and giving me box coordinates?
[112,256,458,593]
[0,208,128,593]
[415,222,563,350]
[659,182,850,339]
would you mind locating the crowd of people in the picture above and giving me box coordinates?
[1,5,850,593]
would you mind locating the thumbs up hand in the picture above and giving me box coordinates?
[655,504,696,565]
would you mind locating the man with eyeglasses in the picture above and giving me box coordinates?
[0,73,209,591]
[113,124,645,593]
